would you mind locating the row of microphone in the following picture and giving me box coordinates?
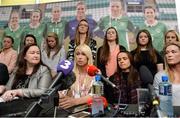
[19,60,159,117]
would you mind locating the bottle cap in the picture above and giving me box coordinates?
[162,75,168,82]
[95,75,101,81]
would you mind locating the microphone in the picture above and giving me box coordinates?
[87,65,117,88]
[49,60,74,89]
[58,72,76,91]
[139,66,157,101]
[139,66,166,117]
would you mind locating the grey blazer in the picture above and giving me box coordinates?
[6,65,52,98]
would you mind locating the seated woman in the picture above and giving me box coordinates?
[20,34,37,52]
[105,50,141,104]
[59,44,94,109]
[0,36,18,74]
[153,42,180,106]
[0,63,9,85]
[67,19,97,61]
[131,29,164,78]
[164,30,180,44]
[0,44,52,102]
[41,32,66,78]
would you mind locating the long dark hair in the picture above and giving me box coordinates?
[134,29,157,63]
[13,44,42,87]
[24,34,37,45]
[117,51,139,85]
[75,19,90,45]
[99,27,119,64]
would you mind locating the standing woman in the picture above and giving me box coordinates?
[41,32,66,78]
[97,27,126,78]
[4,11,24,51]
[0,44,52,102]
[59,44,94,109]
[67,19,97,61]
[23,9,46,47]
[153,42,180,106]
[140,6,167,52]
[105,51,141,104]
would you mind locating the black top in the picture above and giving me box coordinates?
[131,50,164,77]
[12,74,30,89]
[0,63,9,85]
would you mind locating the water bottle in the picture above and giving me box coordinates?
[91,75,104,96]
[159,75,174,117]
[91,75,104,115]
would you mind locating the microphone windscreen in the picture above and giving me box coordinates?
[57,60,74,76]
[139,65,154,84]
[87,65,99,76]
[58,72,76,90]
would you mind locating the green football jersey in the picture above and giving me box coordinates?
[46,20,67,46]
[98,16,135,50]
[4,26,24,51]
[23,23,46,47]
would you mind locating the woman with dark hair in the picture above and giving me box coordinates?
[131,29,164,78]
[23,34,37,46]
[97,27,126,78]
[67,19,97,61]
[0,36,17,74]
[105,51,141,104]
[0,44,52,102]
[19,34,37,52]
[0,63,9,85]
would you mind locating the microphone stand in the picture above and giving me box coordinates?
[112,89,121,117]
[150,98,167,117]
[25,84,62,117]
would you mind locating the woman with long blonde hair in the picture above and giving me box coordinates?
[59,44,94,109]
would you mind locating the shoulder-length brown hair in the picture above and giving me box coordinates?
[117,50,139,85]
[75,19,90,45]
[45,32,61,59]
[99,27,119,64]
[134,29,157,63]
[13,44,45,88]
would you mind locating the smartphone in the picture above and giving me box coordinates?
[114,104,128,110]
[68,111,90,118]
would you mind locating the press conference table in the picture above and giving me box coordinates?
[0,98,179,117]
